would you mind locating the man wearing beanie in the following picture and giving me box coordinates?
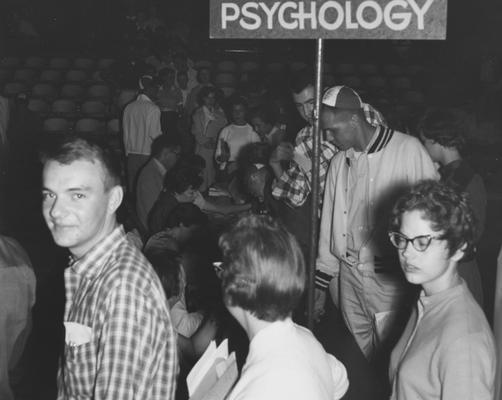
[315,86,438,359]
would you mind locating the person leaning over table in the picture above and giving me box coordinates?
[388,180,495,400]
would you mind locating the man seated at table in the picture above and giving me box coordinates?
[136,135,181,233]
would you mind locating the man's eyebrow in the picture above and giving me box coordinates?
[67,186,92,192]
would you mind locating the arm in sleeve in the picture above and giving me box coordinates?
[94,281,177,400]
[439,333,496,400]
[406,137,440,182]
[214,127,228,163]
[191,112,207,146]
[315,160,340,289]
[147,107,162,140]
[271,164,311,207]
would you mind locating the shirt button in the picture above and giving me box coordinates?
[370,178,374,182]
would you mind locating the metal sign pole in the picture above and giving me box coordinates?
[307,38,324,331]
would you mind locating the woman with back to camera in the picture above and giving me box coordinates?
[388,180,495,400]
[419,108,486,306]
[219,214,349,400]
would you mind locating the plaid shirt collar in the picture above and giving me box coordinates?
[68,225,126,279]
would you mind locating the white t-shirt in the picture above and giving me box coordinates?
[228,318,349,400]
[215,123,260,163]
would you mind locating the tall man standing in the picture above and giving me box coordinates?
[316,86,438,359]
[42,136,177,399]
[123,76,163,193]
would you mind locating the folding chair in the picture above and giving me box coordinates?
[31,83,58,102]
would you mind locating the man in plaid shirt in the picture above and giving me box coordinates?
[270,70,385,208]
[41,136,177,399]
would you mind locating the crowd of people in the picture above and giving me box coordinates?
[1,4,502,400]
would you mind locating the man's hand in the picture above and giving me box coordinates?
[270,142,294,163]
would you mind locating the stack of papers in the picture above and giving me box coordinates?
[187,339,238,400]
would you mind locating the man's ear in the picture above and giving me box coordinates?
[107,185,124,214]
[451,242,467,262]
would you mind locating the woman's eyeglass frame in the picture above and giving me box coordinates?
[388,231,444,252]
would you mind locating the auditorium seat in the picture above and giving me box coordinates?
[340,75,363,89]
[60,84,85,101]
[65,70,88,83]
[14,68,37,84]
[48,57,71,70]
[383,64,403,76]
[31,83,58,102]
[81,100,107,119]
[402,90,425,105]
[97,58,116,70]
[265,62,285,73]
[359,64,379,75]
[75,118,105,134]
[51,99,78,119]
[3,82,28,97]
[240,61,260,73]
[217,60,237,73]
[107,118,120,135]
[194,60,212,70]
[74,58,95,70]
[87,84,112,103]
[0,69,12,85]
[40,69,63,84]
[391,76,413,91]
[335,64,356,75]
[25,56,47,69]
[290,61,307,72]
[43,117,71,134]
[0,57,21,69]
[28,98,50,116]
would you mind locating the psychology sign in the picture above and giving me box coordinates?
[210,0,447,39]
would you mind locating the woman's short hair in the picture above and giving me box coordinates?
[197,86,218,107]
[389,180,477,257]
[250,104,278,126]
[165,203,208,229]
[219,214,305,321]
[163,166,202,194]
[145,249,182,300]
[418,108,466,150]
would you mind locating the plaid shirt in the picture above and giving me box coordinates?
[271,103,386,208]
[58,226,177,400]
